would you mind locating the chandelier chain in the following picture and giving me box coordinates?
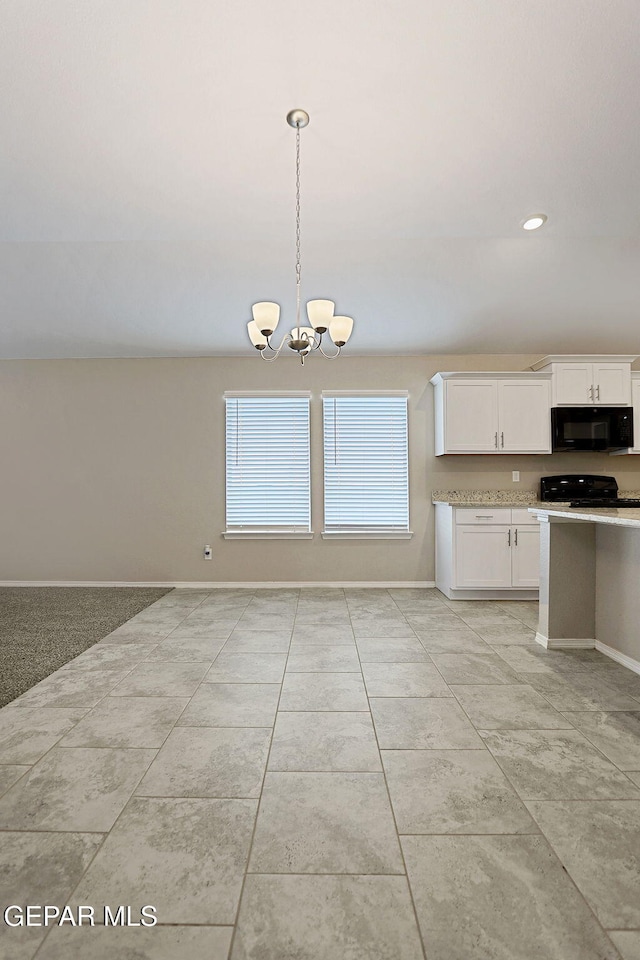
[295,123,301,329]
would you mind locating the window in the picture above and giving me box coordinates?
[322,392,410,537]
[224,393,311,538]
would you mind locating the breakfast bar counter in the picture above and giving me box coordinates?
[530,505,640,672]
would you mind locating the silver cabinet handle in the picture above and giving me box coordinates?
[475,515,494,519]
[501,431,504,448]
[588,384,593,401]
[596,384,600,401]
[508,529,511,547]
[514,528,518,546]
[494,432,498,448]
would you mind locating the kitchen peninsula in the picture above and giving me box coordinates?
[531,505,640,674]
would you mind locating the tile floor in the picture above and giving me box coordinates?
[1,588,640,959]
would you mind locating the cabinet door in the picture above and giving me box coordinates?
[592,363,631,405]
[511,525,540,588]
[498,380,551,453]
[454,525,512,588]
[444,380,499,452]
[554,363,593,404]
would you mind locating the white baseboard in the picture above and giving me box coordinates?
[444,589,539,601]
[595,641,640,676]
[211,581,438,589]
[535,634,640,674]
[0,580,436,589]
[535,633,596,650]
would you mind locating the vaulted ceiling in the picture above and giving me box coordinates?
[2,0,639,358]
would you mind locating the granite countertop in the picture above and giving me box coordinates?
[432,490,538,506]
[432,490,549,508]
[432,489,640,508]
[531,505,640,528]
[433,491,640,526]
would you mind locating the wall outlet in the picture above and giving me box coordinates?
[203,545,213,560]
[512,471,520,482]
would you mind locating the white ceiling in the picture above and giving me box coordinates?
[2,0,640,358]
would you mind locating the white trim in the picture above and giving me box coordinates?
[535,633,595,649]
[212,580,436,589]
[595,641,640,676]
[0,580,436,589]
[321,389,409,397]
[222,531,314,540]
[223,390,312,398]
[531,354,638,370]
[430,371,552,384]
[443,589,539,600]
[321,530,413,540]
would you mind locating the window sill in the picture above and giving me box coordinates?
[223,530,314,540]
[321,530,414,540]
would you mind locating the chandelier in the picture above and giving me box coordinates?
[246,109,354,364]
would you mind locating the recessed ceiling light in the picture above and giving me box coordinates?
[522,214,548,230]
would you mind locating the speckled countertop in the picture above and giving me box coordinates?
[531,505,640,527]
[432,489,640,506]
[432,490,539,506]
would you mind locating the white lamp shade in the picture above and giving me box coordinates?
[247,320,268,348]
[252,301,280,335]
[329,316,353,346]
[306,299,335,331]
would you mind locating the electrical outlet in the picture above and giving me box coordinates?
[203,545,212,560]
[512,471,520,482]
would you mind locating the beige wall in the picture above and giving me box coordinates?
[2,355,640,583]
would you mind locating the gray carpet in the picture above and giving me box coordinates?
[0,586,171,707]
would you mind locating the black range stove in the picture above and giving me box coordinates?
[540,474,640,509]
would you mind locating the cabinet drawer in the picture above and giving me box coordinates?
[455,508,512,525]
[511,509,539,526]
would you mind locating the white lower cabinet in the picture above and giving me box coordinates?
[435,504,540,599]
[454,525,512,588]
[510,524,540,588]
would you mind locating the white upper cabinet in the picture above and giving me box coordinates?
[440,379,499,452]
[498,380,551,452]
[553,362,630,405]
[596,363,632,405]
[553,362,593,404]
[431,373,551,455]
[532,356,637,406]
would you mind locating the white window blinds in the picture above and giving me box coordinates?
[322,394,409,531]
[225,394,311,532]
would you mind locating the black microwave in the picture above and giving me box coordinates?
[551,406,634,452]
